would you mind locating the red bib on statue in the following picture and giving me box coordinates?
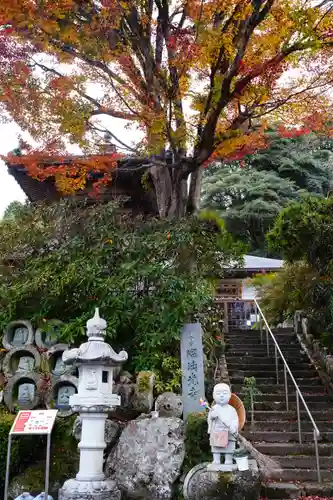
[210,430,228,448]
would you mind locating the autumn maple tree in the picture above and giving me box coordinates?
[1,0,333,218]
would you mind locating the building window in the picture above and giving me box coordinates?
[102,371,109,383]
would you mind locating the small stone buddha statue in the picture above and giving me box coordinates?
[12,327,28,346]
[18,383,34,405]
[17,356,34,373]
[57,386,74,408]
[53,356,66,376]
[207,383,239,471]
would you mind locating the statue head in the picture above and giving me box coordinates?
[213,383,231,406]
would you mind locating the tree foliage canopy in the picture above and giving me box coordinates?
[0,200,242,384]
[1,1,333,216]
[253,196,333,348]
[201,131,333,254]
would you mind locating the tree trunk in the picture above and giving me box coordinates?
[149,162,199,219]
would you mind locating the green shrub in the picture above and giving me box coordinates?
[0,411,44,492]
[183,412,211,473]
[4,415,78,497]
[7,417,79,496]
[0,200,242,381]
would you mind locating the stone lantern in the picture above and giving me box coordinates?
[58,308,128,500]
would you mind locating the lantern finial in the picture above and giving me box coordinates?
[86,307,107,339]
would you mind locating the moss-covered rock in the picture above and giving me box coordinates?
[183,465,261,500]
[8,416,78,499]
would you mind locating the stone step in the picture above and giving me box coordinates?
[261,481,333,499]
[244,420,333,432]
[300,482,333,497]
[226,356,307,364]
[226,339,299,345]
[249,400,332,411]
[232,384,327,394]
[244,430,333,442]
[230,376,323,386]
[260,482,301,499]
[277,468,330,482]
[255,441,333,455]
[227,346,304,354]
[227,362,314,372]
[229,328,295,335]
[226,338,297,345]
[229,368,316,378]
[275,454,333,469]
[250,410,333,422]
[237,393,330,403]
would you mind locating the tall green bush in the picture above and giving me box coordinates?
[0,200,242,380]
[253,196,333,345]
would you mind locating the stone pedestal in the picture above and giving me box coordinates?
[183,462,260,500]
[59,478,121,500]
[76,412,107,481]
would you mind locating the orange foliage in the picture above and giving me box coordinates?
[1,1,333,200]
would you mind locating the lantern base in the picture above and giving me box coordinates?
[58,478,121,500]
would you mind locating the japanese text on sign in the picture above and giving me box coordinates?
[180,323,206,417]
[10,410,58,435]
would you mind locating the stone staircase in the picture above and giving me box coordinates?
[225,327,333,499]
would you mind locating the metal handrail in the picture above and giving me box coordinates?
[254,299,321,483]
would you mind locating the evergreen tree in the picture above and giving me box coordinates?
[201,167,299,255]
[201,131,333,255]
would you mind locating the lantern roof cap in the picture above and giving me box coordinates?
[62,307,128,366]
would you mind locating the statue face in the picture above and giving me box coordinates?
[213,383,231,406]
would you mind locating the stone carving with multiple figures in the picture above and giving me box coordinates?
[155,392,183,418]
[207,383,242,472]
[58,308,127,500]
[3,320,34,350]
[106,416,185,500]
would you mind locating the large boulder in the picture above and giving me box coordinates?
[106,416,185,500]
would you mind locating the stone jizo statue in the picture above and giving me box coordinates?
[207,383,239,471]
[57,386,75,408]
[18,383,34,405]
[12,327,28,346]
[53,356,66,376]
[17,356,34,373]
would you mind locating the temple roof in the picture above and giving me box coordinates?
[6,154,159,214]
[242,255,283,271]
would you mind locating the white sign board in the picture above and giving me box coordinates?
[10,410,58,435]
[241,282,257,300]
